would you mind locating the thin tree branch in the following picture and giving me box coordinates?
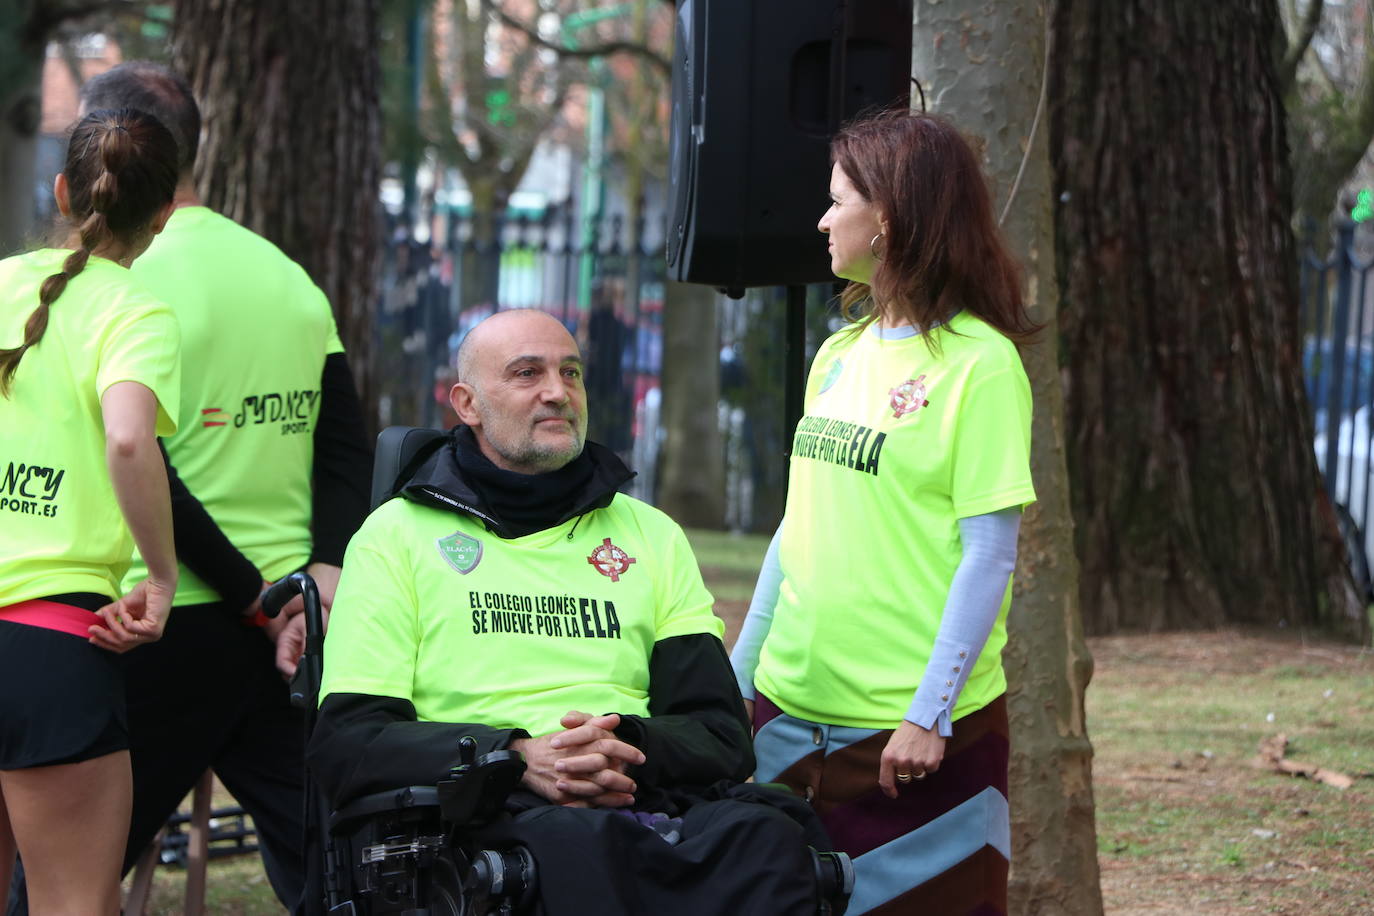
[1280,0,1325,90]
[480,0,671,78]
[1310,45,1341,93]
[422,29,471,171]
[57,38,86,90]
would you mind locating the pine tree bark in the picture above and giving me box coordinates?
[171,0,383,428]
[913,2,1103,912]
[1051,0,1367,640]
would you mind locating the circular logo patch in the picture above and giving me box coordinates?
[587,537,636,582]
[889,375,931,419]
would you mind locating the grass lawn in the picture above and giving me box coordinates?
[124,529,1374,914]
[687,528,770,602]
[1090,631,1373,915]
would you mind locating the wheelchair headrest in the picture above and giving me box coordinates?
[370,426,449,510]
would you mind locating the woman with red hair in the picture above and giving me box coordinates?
[732,109,1039,915]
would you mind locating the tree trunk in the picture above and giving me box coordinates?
[657,280,725,528]
[912,3,1104,913]
[0,3,46,257]
[1052,0,1367,641]
[461,177,504,311]
[171,0,383,430]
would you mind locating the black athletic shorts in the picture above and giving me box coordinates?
[0,594,128,770]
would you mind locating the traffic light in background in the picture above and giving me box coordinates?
[1354,189,1373,224]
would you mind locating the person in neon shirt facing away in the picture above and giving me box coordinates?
[73,62,371,911]
[731,109,1040,916]
[0,108,181,915]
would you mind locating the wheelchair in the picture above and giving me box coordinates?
[320,751,539,915]
[263,426,855,915]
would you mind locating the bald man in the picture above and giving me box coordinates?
[307,310,827,915]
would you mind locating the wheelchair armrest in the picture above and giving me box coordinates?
[327,735,526,844]
[330,786,439,833]
[437,747,526,828]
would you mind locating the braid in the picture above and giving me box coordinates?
[0,304,50,395]
[0,255,86,396]
[0,112,160,397]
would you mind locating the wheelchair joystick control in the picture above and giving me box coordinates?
[437,736,528,828]
[456,735,478,770]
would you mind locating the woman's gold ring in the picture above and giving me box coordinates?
[914,771,927,780]
[896,772,913,783]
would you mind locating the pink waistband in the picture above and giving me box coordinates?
[0,600,100,638]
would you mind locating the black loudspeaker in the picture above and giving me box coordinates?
[667,0,913,293]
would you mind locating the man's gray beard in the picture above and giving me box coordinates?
[496,436,585,473]
[474,391,587,473]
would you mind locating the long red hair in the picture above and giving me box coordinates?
[831,109,1038,346]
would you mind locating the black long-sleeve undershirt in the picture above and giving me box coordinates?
[309,353,372,566]
[614,632,755,791]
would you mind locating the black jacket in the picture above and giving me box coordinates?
[307,432,755,811]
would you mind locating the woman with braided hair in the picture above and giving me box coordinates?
[0,108,180,913]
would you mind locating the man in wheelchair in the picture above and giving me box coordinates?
[308,309,849,915]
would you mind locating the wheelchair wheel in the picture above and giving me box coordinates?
[335,839,470,915]
[464,847,537,915]
[811,849,854,916]
[423,849,468,916]
[329,788,471,915]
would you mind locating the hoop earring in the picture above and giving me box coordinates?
[869,233,885,261]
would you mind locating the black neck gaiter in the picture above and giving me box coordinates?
[452,426,597,538]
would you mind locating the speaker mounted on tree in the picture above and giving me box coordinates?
[667,0,913,294]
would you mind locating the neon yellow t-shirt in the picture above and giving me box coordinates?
[320,494,723,737]
[122,207,345,604]
[0,250,180,603]
[754,313,1036,729]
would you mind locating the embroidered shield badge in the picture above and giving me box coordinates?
[437,531,483,574]
[818,358,844,394]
